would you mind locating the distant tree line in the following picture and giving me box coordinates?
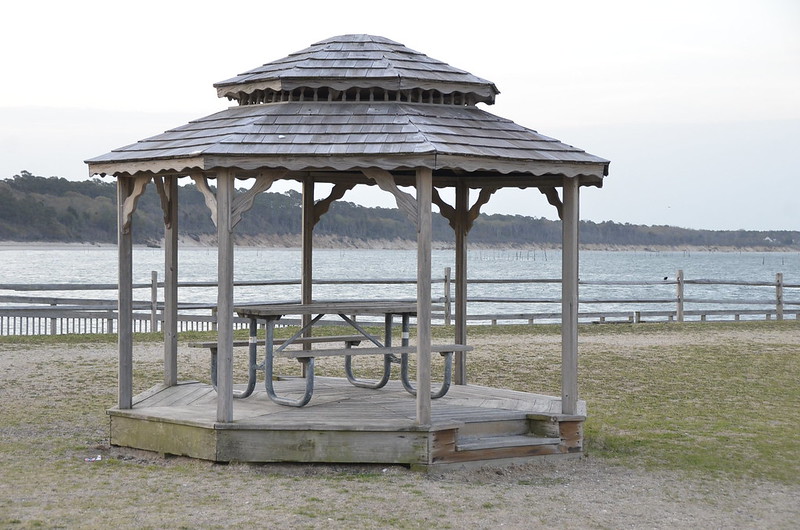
[1,171,797,249]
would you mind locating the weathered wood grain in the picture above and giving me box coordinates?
[162,176,179,386]
[216,170,235,423]
[110,415,218,461]
[109,378,585,465]
[117,178,134,410]
[417,167,433,426]
[280,344,471,359]
[561,176,579,416]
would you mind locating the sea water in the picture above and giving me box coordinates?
[1,247,797,319]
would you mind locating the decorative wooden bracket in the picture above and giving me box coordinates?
[466,187,497,231]
[362,168,418,226]
[313,182,355,226]
[191,173,218,226]
[153,176,173,229]
[231,170,285,228]
[120,175,151,234]
[540,187,564,220]
[432,187,498,233]
[191,170,285,228]
[431,188,456,228]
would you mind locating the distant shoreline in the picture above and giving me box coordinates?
[1,239,797,253]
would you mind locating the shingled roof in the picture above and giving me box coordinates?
[214,34,500,105]
[87,35,609,184]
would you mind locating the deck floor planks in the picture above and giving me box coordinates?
[124,378,578,429]
[136,382,208,408]
[110,377,586,464]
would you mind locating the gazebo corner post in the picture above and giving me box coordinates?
[117,178,134,410]
[115,174,150,409]
[454,181,469,385]
[216,170,235,423]
[301,177,315,333]
[416,167,433,426]
[163,176,179,386]
[561,177,580,416]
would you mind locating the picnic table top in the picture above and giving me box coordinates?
[234,300,421,318]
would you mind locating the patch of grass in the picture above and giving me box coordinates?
[449,320,800,482]
[579,326,800,482]
[0,319,797,528]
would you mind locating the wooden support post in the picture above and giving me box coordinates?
[117,178,134,410]
[561,177,579,416]
[150,271,158,333]
[416,168,433,425]
[301,178,315,377]
[302,177,314,330]
[454,181,469,385]
[443,267,452,326]
[164,176,179,386]
[776,272,784,321]
[116,173,149,409]
[216,170,235,423]
[676,269,685,322]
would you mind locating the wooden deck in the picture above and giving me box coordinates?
[108,377,586,469]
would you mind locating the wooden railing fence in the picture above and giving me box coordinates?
[1,269,798,336]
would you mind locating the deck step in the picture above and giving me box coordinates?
[456,435,561,452]
[456,417,531,438]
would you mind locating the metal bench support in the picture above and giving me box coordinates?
[344,313,395,389]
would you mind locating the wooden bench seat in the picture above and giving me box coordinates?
[188,334,370,351]
[281,344,472,359]
[189,333,471,407]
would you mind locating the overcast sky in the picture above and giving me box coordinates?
[1,0,798,231]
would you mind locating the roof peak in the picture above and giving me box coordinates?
[311,34,404,45]
[214,34,499,106]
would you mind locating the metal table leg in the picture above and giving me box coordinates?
[234,318,259,398]
[263,317,314,407]
[210,318,258,399]
[344,313,392,389]
[400,313,452,399]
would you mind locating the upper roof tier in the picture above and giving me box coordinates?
[214,34,500,106]
[87,34,608,184]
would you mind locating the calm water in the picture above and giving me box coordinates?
[1,247,798,320]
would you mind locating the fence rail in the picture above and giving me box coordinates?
[1,269,798,336]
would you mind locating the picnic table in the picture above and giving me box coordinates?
[234,301,471,407]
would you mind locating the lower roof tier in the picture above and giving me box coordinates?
[86,102,609,182]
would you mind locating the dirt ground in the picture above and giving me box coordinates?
[1,325,798,528]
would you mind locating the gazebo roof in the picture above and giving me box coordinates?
[87,35,609,186]
[214,34,500,105]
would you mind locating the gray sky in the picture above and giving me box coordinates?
[1,0,798,231]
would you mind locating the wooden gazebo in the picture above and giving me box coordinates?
[87,35,608,468]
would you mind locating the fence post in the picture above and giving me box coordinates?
[776,272,784,321]
[151,271,159,333]
[444,267,452,326]
[676,269,685,322]
[50,303,57,335]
